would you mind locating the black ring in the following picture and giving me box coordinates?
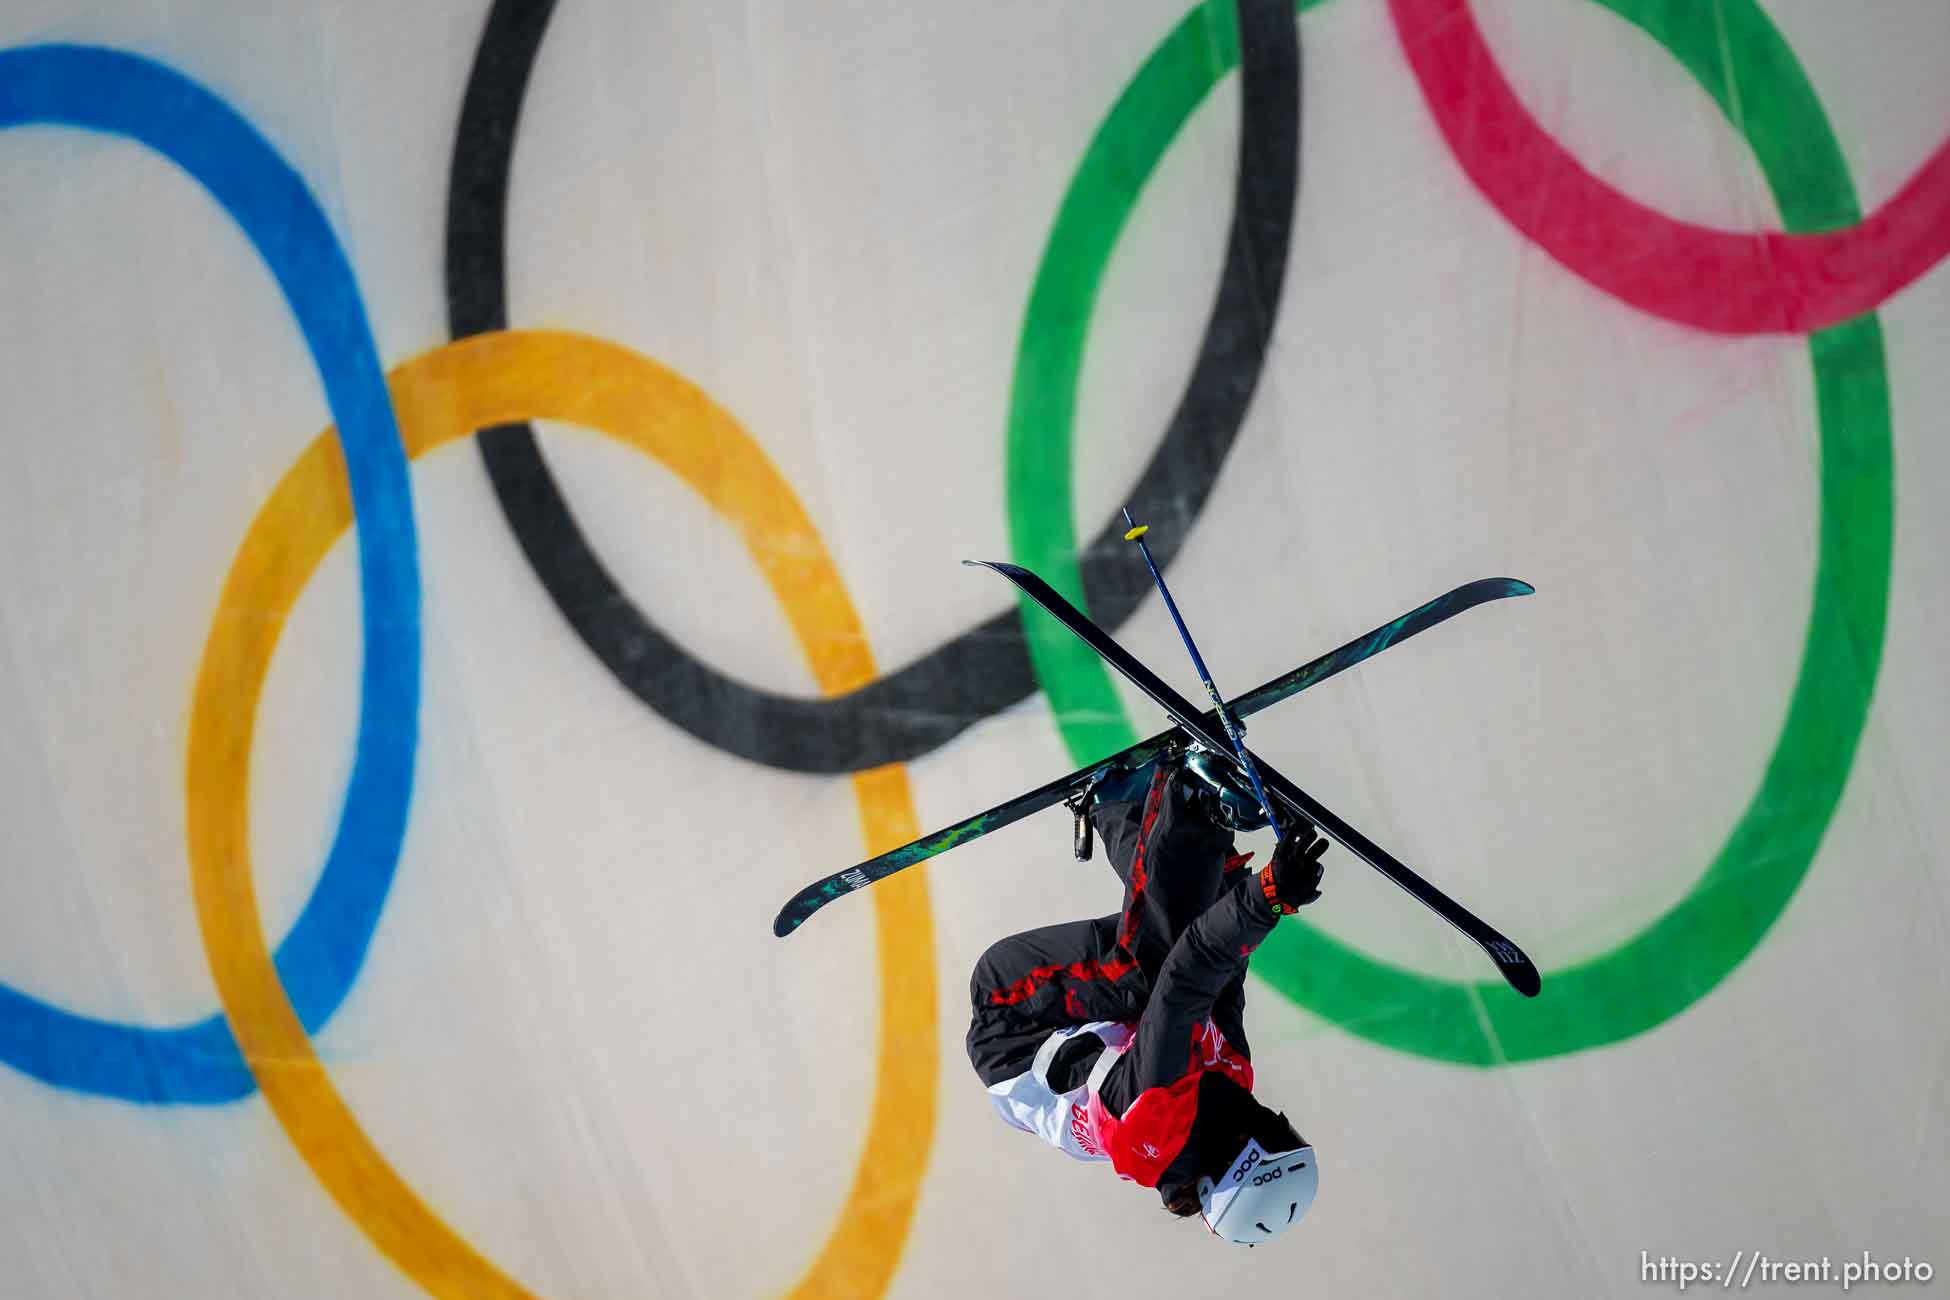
[444,0,1300,774]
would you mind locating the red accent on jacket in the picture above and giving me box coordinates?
[1084,1019,1254,1186]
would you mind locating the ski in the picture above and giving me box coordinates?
[970,560,1541,998]
[772,576,1533,939]
[769,737,1181,938]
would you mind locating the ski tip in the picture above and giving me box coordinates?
[1500,578,1537,596]
[1123,524,1149,541]
[1494,953,1542,997]
[1483,936,1540,995]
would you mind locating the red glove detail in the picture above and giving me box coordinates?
[1260,827,1327,914]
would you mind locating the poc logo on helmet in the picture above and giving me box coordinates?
[1198,1139,1318,1247]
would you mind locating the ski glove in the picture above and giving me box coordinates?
[1259,825,1327,914]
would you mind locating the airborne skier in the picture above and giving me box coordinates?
[777,534,1538,1240]
[965,750,1328,1243]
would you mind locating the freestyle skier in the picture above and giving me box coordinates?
[776,555,1537,1238]
[774,558,1538,1239]
[964,749,1328,1244]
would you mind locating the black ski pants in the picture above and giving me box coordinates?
[964,758,1249,1089]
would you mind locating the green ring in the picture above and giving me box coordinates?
[1004,0,1892,1063]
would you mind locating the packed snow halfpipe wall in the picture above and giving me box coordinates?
[1,0,1945,1296]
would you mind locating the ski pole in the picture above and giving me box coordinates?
[1120,508,1282,837]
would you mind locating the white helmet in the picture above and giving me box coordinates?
[1198,1137,1318,1245]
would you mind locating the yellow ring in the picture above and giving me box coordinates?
[186,330,937,1298]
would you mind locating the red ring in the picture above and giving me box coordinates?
[1388,0,1950,335]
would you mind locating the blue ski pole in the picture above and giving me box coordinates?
[1120,508,1283,837]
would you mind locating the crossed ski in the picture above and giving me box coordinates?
[970,561,1539,997]
[773,567,1539,996]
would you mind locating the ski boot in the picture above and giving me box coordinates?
[1181,745,1274,834]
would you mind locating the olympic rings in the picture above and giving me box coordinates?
[186,330,937,1299]
[1390,0,1950,335]
[0,1,1932,1291]
[1013,0,1898,1062]
[445,0,1302,774]
[0,45,420,1104]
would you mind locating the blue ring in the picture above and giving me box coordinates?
[0,46,420,1104]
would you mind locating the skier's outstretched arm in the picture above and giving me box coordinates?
[1102,830,1325,1113]
[1101,882,1271,1112]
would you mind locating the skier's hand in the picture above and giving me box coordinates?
[1259,825,1327,914]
